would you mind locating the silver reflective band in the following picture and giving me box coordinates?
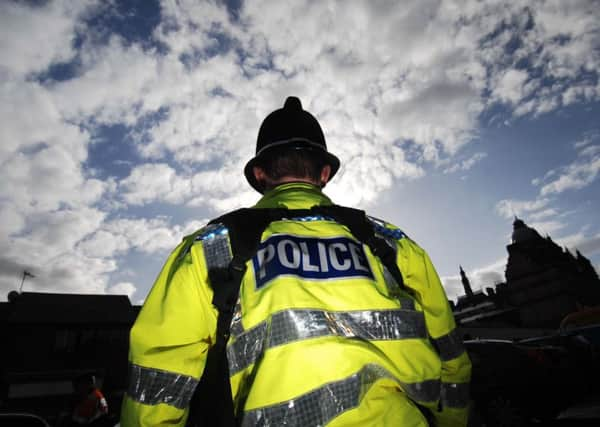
[403,379,441,403]
[441,381,470,408]
[242,364,437,426]
[241,364,391,426]
[200,223,232,270]
[127,364,198,409]
[230,298,245,338]
[228,322,268,377]
[382,265,402,298]
[228,308,427,375]
[433,328,465,361]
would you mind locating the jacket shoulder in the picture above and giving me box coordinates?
[366,215,428,255]
[366,215,408,241]
[192,222,229,242]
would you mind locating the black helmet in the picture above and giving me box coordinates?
[244,96,340,193]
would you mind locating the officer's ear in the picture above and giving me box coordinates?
[253,166,268,187]
[320,164,331,187]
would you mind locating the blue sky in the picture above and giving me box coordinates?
[1,0,599,303]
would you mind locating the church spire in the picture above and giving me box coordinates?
[460,265,474,299]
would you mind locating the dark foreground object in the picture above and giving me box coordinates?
[466,324,600,426]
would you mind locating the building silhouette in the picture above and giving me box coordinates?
[453,218,600,329]
[0,291,139,424]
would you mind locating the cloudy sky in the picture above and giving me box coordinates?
[1,0,599,304]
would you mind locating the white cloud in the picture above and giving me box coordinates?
[575,235,600,257]
[0,80,88,160]
[495,198,551,219]
[439,275,464,301]
[531,132,600,196]
[578,144,600,158]
[52,37,170,125]
[119,163,191,205]
[77,229,130,259]
[529,220,565,236]
[493,69,529,105]
[118,161,259,213]
[122,0,488,205]
[0,1,114,302]
[475,0,600,116]
[574,132,599,150]
[540,152,600,196]
[528,208,558,221]
[0,1,96,78]
[108,281,137,298]
[532,168,557,186]
[153,0,233,58]
[29,207,106,252]
[327,142,425,206]
[36,253,116,295]
[441,258,506,301]
[0,211,209,300]
[25,0,598,211]
[0,244,117,298]
[443,152,487,174]
[556,232,600,257]
[79,216,209,259]
[1,144,106,213]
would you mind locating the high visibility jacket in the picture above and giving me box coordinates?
[121,182,471,427]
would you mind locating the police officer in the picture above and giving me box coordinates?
[121,97,471,426]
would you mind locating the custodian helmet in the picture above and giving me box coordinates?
[244,96,340,193]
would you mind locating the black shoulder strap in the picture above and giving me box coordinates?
[187,205,405,427]
[312,205,405,289]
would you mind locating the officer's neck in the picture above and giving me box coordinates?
[263,176,321,191]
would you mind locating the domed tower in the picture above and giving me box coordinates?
[503,217,599,327]
[505,217,564,282]
[511,217,542,244]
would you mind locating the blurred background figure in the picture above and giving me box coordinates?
[70,374,109,426]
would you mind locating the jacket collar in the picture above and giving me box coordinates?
[253,182,333,209]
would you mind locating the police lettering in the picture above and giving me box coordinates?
[252,235,374,289]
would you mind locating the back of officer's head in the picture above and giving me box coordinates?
[257,146,326,184]
[244,96,340,193]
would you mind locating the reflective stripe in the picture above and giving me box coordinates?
[441,381,470,408]
[432,328,465,361]
[403,379,441,403]
[228,322,268,376]
[241,364,389,426]
[230,297,245,338]
[199,223,232,269]
[200,223,245,335]
[382,264,402,298]
[127,364,198,409]
[228,308,427,375]
[242,364,437,426]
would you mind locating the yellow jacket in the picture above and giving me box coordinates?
[121,183,471,426]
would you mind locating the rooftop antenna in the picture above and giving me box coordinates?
[18,270,35,293]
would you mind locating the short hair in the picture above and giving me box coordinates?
[258,147,326,183]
